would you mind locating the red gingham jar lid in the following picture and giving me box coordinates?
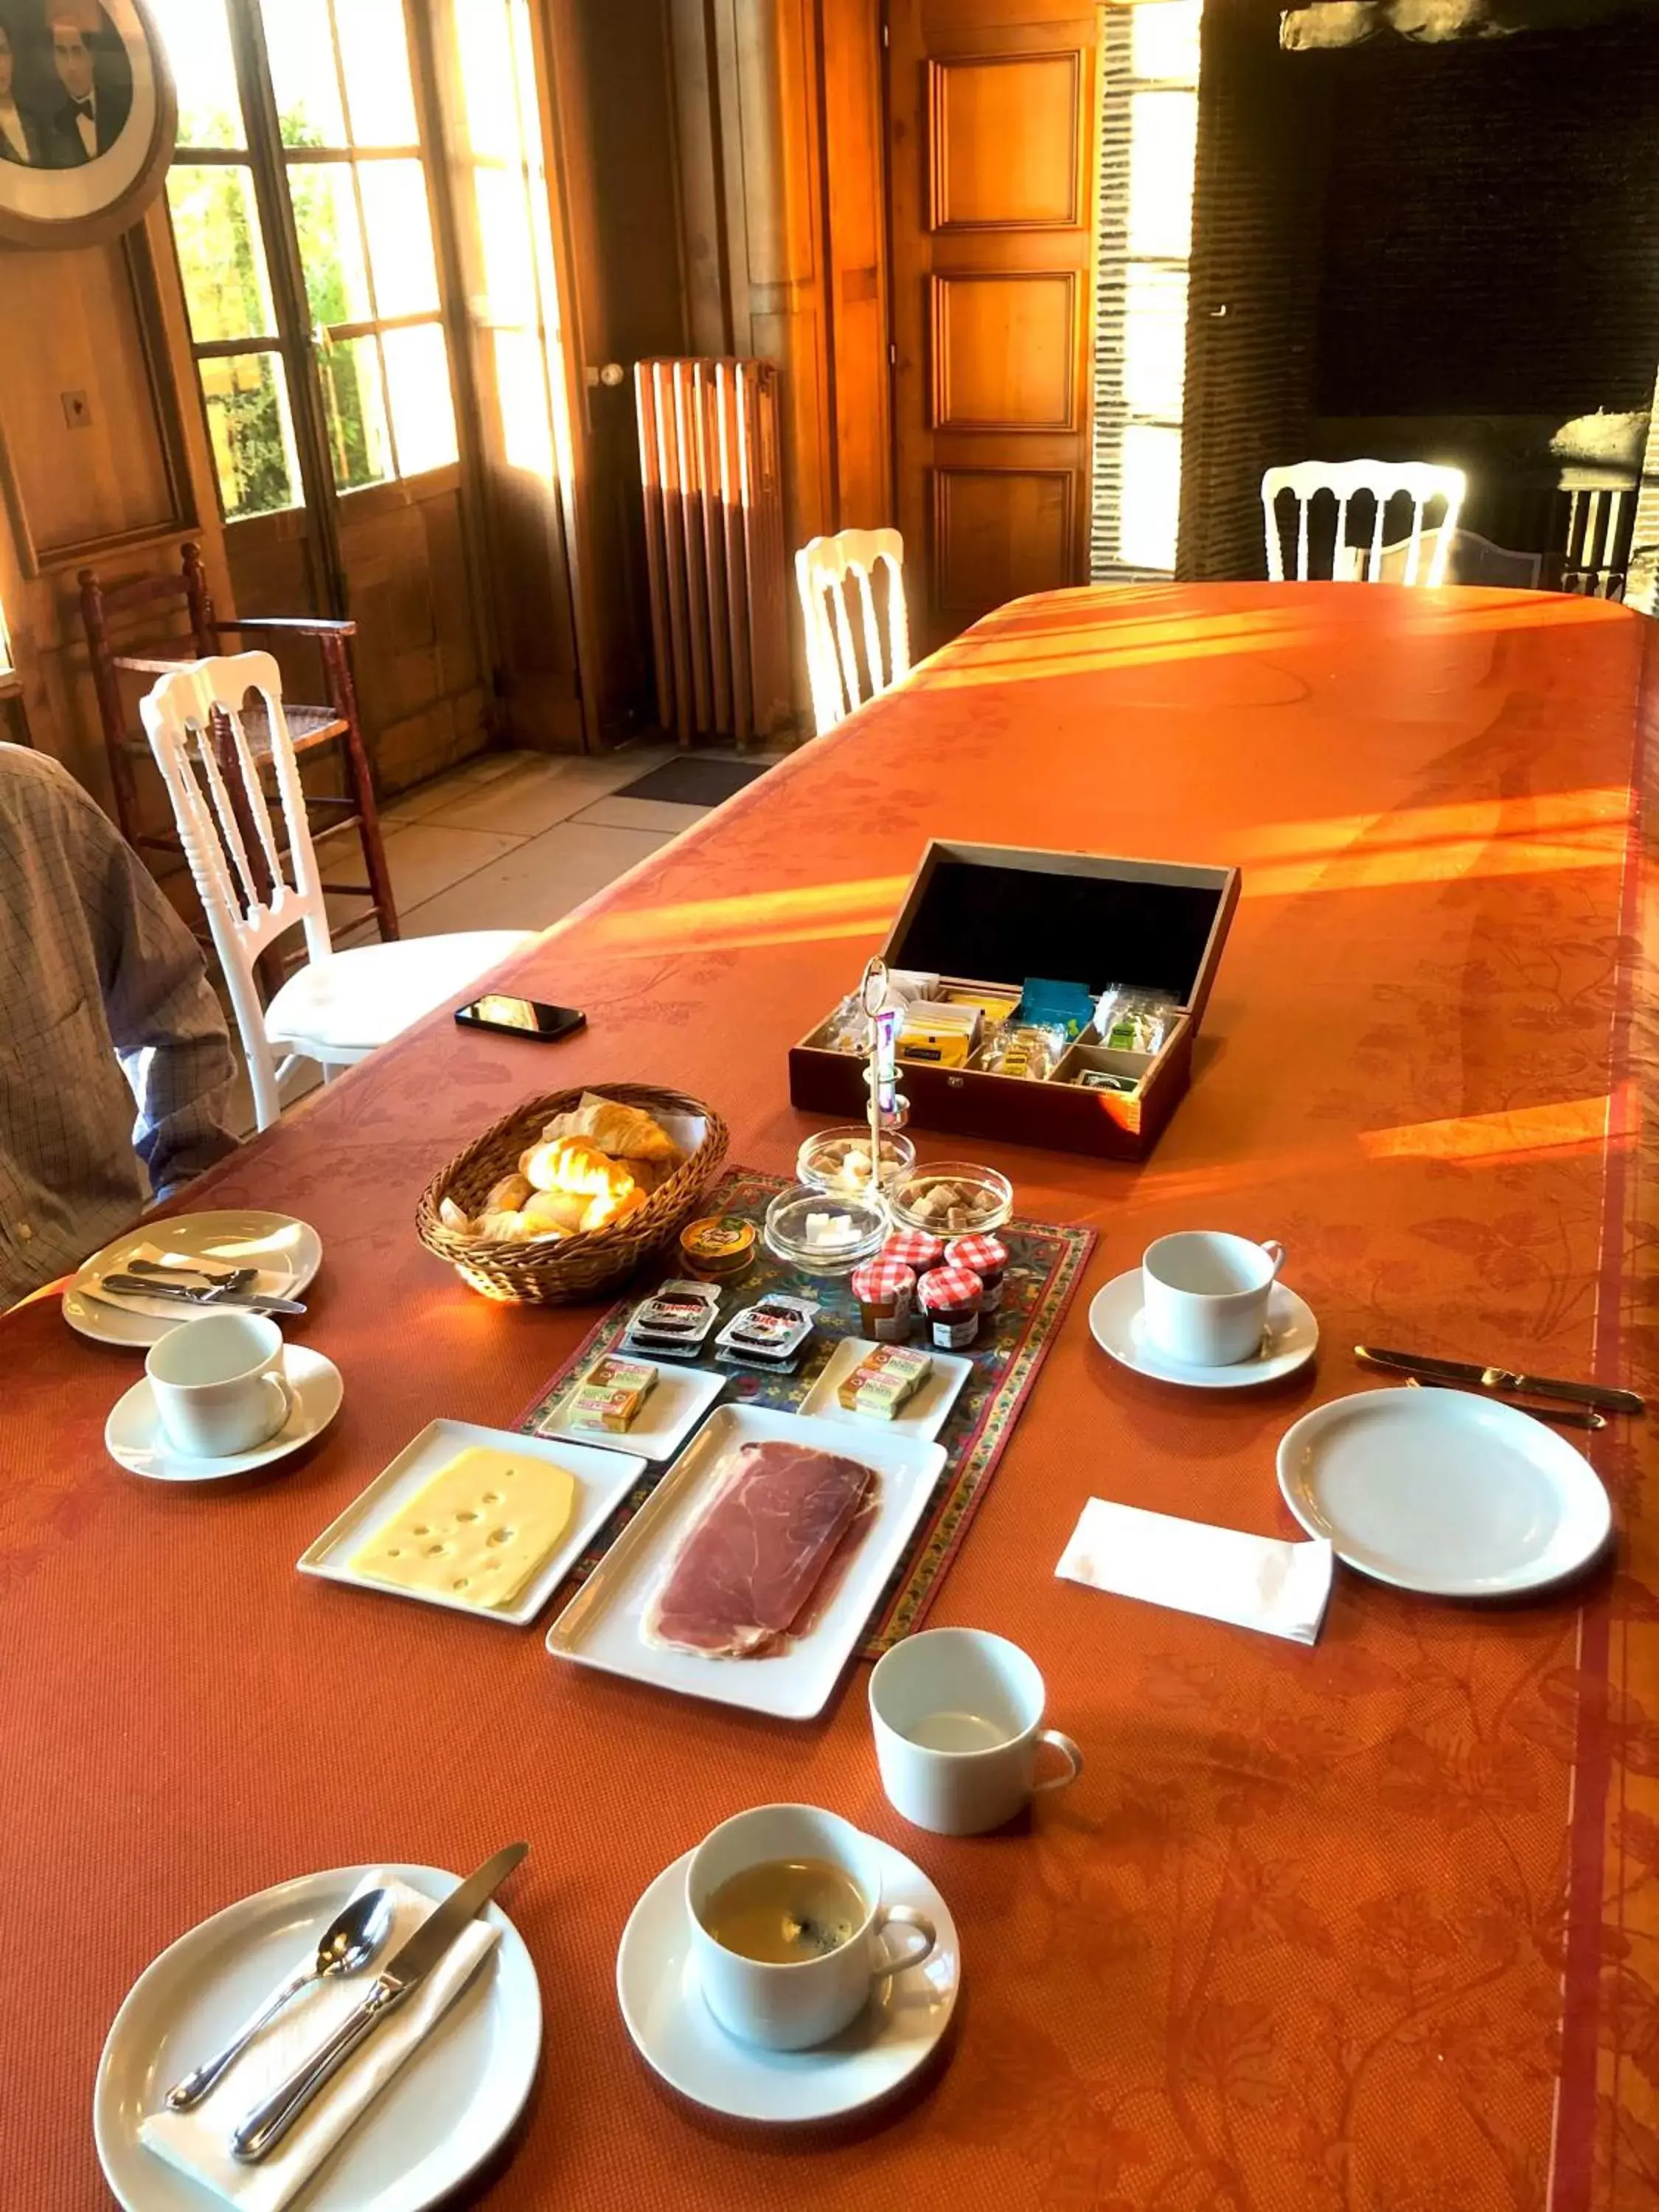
[945,1233,1008,1277]
[882,1229,946,1272]
[851,1258,917,1304]
[917,1263,983,1313]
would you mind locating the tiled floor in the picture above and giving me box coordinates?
[226,740,772,1134]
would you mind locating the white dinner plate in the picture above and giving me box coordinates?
[530,1356,727,1463]
[616,1838,959,2123]
[298,1418,647,1628]
[94,1862,540,2212]
[1090,1270,1318,1389]
[1277,1385,1613,1596]
[797,1338,973,1443]
[545,1405,948,1720]
[106,1346,343,1481]
[64,1211,324,1349]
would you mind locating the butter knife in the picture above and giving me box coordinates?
[231,1842,528,2163]
[1356,1345,1643,1416]
[100,1274,307,1318]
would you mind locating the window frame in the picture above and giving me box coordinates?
[160,0,462,557]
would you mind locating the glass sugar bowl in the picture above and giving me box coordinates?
[886,1161,1013,1239]
[763,1186,889,1277]
[796,1124,917,1200]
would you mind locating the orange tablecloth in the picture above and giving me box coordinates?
[6,583,1657,2211]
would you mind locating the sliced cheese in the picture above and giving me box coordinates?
[352,1445,577,1610]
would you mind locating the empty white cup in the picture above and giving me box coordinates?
[686,1804,935,2051]
[145,1311,295,1459]
[1141,1231,1285,1367]
[869,1627,1082,1836]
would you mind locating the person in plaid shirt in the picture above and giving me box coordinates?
[1,743,236,1304]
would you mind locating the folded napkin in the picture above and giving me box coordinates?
[141,1873,498,2212]
[1056,1497,1334,1644]
[77,1241,275,1324]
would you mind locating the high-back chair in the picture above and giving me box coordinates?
[141,653,532,1130]
[1262,461,1467,586]
[80,542,399,947]
[794,528,911,737]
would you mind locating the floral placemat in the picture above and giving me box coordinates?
[515,1168,1095,1655]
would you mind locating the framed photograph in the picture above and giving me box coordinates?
[0,0,175,250]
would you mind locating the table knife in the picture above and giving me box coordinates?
[100,1274,307,1318]
[231,1842,528,2163]
[1355,1346,1643,1416]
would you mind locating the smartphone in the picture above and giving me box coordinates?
[454,994,587,1043]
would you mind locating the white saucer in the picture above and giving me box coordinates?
[1278,1385,1612,1597]
[94,1861,540,2212]
[65,1209,324,1349]
[105,1346,344,1481]
[1089,1270,1318,1388]
[616,1838,960,2123]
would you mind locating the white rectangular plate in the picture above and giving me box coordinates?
[297,1419,647,1628]
[543,1405,947,1719]
[797,1338,972,1443]
[528,1357,727,1463]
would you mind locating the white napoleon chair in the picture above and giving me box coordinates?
[794,527,911,737]
[141,652,533,1130]
[1262,460,1467,586]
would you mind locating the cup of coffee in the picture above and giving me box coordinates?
[686,1803,936,2051]
[145,1311,295,1459]
[869,1627,1082,1836]
[1140,1231,1285,1367]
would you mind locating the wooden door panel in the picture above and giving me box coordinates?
[931,272,1079,430]
[930,52,1082,229]
[889,2,1099,652]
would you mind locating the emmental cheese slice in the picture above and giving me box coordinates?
[352,1446,577,1610]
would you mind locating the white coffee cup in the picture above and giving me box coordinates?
[145,1311,295,1459]
[1140,1231,1285,1367]
[686,1804,936,2051]
[869,1627,1082,1836]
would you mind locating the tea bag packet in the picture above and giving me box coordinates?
[622,1280,723,1361]
[975,1023,1066,1082]
[714,1294,819,1375]
[1016,977,1096,1039]
[1093,984,1179,1054]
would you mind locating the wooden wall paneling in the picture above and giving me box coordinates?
[887,2,1101,651]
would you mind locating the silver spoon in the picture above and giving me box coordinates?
[164,1888,394,2111]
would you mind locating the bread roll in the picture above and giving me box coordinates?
[580,1186,648,1234]
[477,1206,535,1242]
[438,1195,476,1238]
[484,1171,533,1214]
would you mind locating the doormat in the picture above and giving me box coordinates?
[614,757,772,807]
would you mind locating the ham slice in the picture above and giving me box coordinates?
[645,1440,876,1656]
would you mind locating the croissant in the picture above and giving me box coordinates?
[580,1185,649,1234]
[523,1137,636,1201]
[477,1206,536,1242]
[542,1096,682,1166]
[484,1171,533,1214]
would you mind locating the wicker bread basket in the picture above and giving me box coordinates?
[415,1083,730,1304]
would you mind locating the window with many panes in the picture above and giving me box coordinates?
[151,0,458,524]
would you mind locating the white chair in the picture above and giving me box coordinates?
[794,527,911,737]
[1262,460,1467,586]
[1335,526,1540,591]
[141,653,533,1130]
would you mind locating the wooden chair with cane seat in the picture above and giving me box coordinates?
[140,652,532,1130]
[794,528,911,737]
[79,543,399,948]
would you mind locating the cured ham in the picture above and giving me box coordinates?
[645,1440,877,1657]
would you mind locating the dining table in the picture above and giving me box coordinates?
[4,578,1657,2212]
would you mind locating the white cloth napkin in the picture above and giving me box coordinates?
[1056,1497,1334,1644]
[77,1240,279,1323]
[140,1874,498,2212]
